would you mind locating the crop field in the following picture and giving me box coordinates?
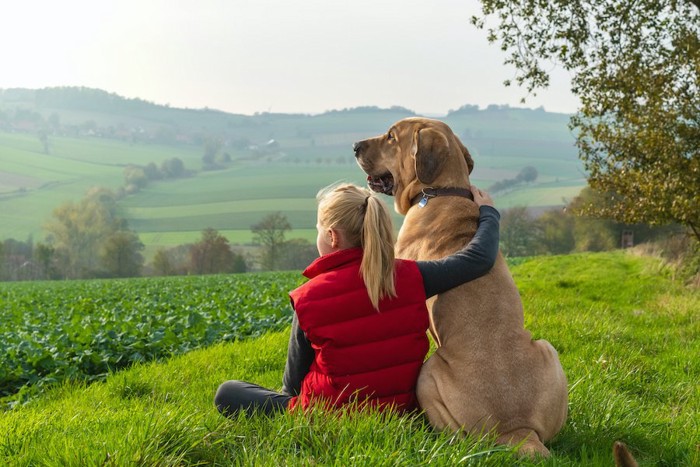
[0,252,697,465]
[0,272,304,406]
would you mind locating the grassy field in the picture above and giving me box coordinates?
[0,131,203,242]
[0,105,585,258]
[0,252,697,465]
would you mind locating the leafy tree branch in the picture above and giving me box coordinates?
[474,0,700,241]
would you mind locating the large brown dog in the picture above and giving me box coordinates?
[354,117,568,457]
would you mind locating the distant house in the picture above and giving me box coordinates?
[12,121,38,132]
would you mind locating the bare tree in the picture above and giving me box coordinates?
[251,212,292,271]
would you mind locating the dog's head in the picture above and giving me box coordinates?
[354,117,474,214]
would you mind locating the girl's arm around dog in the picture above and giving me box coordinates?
[417,186,500,298]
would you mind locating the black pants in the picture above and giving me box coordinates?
[215,380,292,417]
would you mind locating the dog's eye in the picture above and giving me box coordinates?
[387,132,395,141]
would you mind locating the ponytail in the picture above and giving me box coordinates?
[316,183,396,309]
[361,195,396,309]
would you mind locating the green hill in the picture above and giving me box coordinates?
[1,87,584,255]
[0,252,697,465]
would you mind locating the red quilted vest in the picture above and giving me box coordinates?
[287,247,429,412]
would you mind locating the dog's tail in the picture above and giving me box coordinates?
[613,441,638,467]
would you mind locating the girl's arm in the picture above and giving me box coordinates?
[281,313,314,396]
[417,205,500,298]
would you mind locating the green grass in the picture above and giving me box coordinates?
[118,164,398,240]
[0,132,203,241]
[1,252,697,465]
[495,182,587,209]
[139,228,318,251]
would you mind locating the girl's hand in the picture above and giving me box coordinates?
[470,185,494,208]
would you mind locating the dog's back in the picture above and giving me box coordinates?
[399,196,568,457]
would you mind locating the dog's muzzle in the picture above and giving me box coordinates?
[353,140,368,158]
[352,140,395,195]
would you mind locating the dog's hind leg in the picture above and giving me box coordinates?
[416,358,461,431]
[496,428,550,458]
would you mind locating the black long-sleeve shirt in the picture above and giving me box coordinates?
[282,205,501,396]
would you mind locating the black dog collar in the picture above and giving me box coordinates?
[411,187,474,208]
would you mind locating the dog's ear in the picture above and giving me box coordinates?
[459,140,474,174]
[413,128,449,184]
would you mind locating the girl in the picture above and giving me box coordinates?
[215,183,500,416]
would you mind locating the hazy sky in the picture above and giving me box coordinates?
[2,0,579,116]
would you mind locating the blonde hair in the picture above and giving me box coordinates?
[316,183,396,309]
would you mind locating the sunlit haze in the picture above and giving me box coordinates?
[1,0,579,115]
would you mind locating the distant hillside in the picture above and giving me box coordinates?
[1,87,420,144]
[0,87,585,255]
[0,86,574,146]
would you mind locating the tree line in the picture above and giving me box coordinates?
[488,166,538,194]
[122,157,188,195]
[0,188,318,282]
[2,182,693,282]
[499,187,681,256]
[148,216,317,278]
